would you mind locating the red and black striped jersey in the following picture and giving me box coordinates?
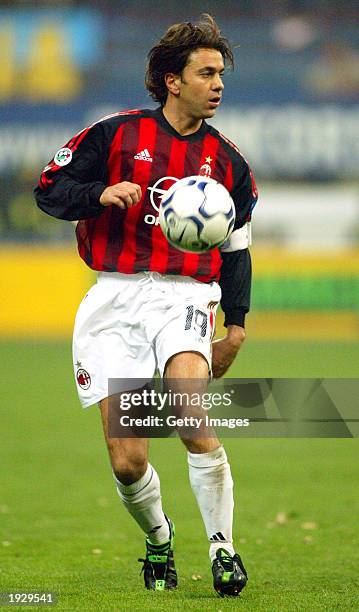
[35,108,257,286]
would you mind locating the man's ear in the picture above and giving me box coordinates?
[164,73,181,96]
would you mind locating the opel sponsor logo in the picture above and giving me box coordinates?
[145,176,178,225]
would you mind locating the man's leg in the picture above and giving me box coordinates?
[165,352,234,556]
[99,396,177,591]
[99,397,170,543]
[165,352,247,596]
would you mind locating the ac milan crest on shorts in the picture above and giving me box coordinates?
[76,368,91,390]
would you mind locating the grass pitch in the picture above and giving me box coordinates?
[1,340,359,610]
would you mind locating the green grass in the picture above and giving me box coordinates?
[1,341,359,610]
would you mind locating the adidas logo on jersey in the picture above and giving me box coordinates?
[134,148,153,162]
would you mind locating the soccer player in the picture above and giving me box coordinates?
[35,14,257,597]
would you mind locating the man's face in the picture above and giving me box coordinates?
[176,48,225,119]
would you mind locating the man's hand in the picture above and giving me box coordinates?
[100,182,142,209]
[212,325,246,379]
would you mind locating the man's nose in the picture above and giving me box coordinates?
[212,75,224,91]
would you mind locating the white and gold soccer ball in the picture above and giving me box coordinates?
[159,176,235,253]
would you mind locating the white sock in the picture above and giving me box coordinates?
[188,446,235,561]
[114,464,170,544]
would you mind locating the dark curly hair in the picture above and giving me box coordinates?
[145,14,234,106]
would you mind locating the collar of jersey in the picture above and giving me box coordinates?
[154,107,209,142]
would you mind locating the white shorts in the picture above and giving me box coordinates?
[72,271,221,407]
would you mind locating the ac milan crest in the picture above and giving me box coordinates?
[199,156,213,177]
[76,368,91,390]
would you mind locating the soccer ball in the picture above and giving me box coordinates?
[159,176,235,253]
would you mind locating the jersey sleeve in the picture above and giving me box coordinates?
[219,155,257,326]
[219,248,251,327]
[221,159,258,253]
[34,121,108,221]
[232,160,258,230]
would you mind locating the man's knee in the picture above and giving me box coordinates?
[113,458,147,485]
[113,467,145,485]
[107,440,147,484]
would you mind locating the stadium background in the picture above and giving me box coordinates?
[1,1,358,609]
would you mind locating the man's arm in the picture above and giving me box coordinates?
[34,121,141,221]
[35,176,106,221]
[34,122,109,220]
[212,248,251,378]
[211,150,257,378]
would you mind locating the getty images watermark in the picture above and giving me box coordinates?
[107,378,250,438]
[107,378,359,438]
[118,387,249,430]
